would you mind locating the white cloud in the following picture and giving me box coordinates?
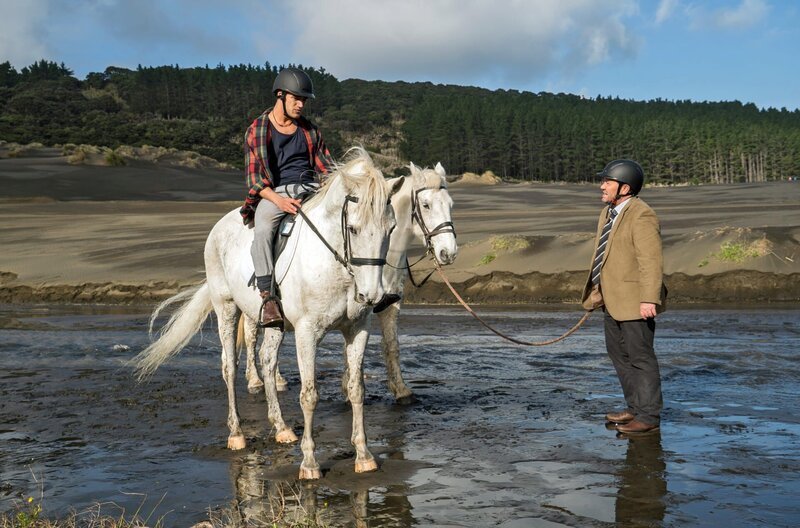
[687,0,769,30]
[655,0,679,25]
[0,0,52,68]
[279,0,640,87]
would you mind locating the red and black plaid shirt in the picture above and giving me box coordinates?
[239,108,333,223]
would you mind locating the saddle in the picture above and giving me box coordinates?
[248,189,318,296]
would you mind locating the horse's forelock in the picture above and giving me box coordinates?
[415,166,447,191]
[346,153,388,229]
[304,147,390,228]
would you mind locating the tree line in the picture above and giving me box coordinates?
[1,59,798,183]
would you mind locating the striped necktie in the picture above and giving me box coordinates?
[591,207,618,286]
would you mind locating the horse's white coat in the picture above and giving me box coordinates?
[135,148,397,479]
[242,162,459,401]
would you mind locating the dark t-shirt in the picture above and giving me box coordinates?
[268,127,315,187]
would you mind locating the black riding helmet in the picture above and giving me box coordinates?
[272,67,315,99]
[597,159,644,196]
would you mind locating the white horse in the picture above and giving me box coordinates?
[135,148,401,479]
[239,162,458,402]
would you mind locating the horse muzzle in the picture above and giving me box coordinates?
[435,244,458,266]
[355,286,384,306]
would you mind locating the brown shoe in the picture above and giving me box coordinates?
[258,294,284,329]
[605,410,635,424]
[615,419,660,435]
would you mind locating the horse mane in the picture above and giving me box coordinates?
[305,147,389,227]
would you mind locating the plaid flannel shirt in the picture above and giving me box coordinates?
[239,108,333,223]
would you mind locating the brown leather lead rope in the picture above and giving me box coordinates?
[431,259,592,346]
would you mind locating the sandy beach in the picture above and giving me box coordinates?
[2,149,800,526]
[1,148,798,305]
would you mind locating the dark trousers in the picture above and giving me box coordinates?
[604,311,663,425]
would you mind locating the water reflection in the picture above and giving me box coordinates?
[227,449,416,527]
[615,432,667,526]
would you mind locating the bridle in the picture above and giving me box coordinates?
[410,185,456,250]
[295,195,389,277]
[382,182,457,285]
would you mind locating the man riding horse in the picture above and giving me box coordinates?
[239,67,334,328]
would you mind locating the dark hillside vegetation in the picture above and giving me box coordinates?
[1,59,798,182]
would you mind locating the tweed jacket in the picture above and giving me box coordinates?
[581,197,666,321]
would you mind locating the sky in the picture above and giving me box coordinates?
[1,0,798,110]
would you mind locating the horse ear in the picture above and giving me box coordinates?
[410,163,426,187]
[388,177,405,200]
[434,162,446,177]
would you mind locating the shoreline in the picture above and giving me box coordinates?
[1,154,798,308]
[2,269,797,306]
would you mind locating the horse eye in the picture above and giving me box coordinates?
[422,202,431,210]
[348,226,359,235]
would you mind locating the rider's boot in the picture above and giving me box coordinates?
[373,293,402,314]
[259,290,284,329]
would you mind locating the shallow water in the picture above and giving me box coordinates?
[1,304,799,527]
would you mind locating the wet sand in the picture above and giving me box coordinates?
[1,304,799,526]
[1,151,799,304]
[1,152,800,526]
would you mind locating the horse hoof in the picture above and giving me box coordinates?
[247,382,264,394]
[396,393,417,405]
[227,435,246,450]
[276,381,288,392]
[275,429,298,444]
[299,467,321,480]
[355,459,378,473]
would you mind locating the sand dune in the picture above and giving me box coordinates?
[1,151,798,304]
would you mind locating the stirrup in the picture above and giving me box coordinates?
[258,295,284,330]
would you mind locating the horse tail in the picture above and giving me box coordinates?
[134,282,212,380]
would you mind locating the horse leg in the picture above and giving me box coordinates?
[343,325,378,474]
[341,350,350,400]
[243,315,263,394]
[218,301,246,450]
[296,324,322,480]
[246,314,288,392]
[379,304,414,402]
[276,363,288,392]
[260,327,297,444]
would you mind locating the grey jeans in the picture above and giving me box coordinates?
[251,183,318,284]
[603,312,663,426]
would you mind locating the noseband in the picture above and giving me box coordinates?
[411,186,457,249]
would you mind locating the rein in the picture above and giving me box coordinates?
[295,195,386,276]
[401,188,590,345]
[430,257,592,346]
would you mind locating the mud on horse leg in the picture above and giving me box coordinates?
[260,326,298,444]
[218,302,246,450]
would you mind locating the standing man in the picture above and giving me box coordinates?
[239,67,334,328]
[581,159,666,434]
